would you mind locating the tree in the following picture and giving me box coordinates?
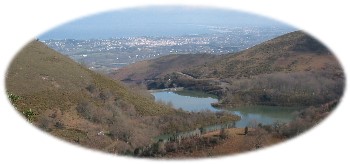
[244,126,249,135]
[76,101,93,120]
[85,84,96,93]
[22,108,37,123]
[219,128,228,139]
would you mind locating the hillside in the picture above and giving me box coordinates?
[110,53,217,83]
[6,41,239,154]
[113,31,345,107]
[183,31,338,79]
[183,31,344,107]
[6,41,174,116]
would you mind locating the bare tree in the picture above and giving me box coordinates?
[244,126,249,135]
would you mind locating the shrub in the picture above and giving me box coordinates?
[8,93,20,104]
[99,90,110,103]
[85,84,96,93]
[76,101,93,120]
[109,117,134,142]
[219,128,228,139]
[22,108,37,123]
[54,121,65,129]
[165,142,178,152]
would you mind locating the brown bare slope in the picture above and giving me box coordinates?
[6,41,174,115]
[111,31,345,107]
[184,30,340,79]
[183,31,345,107]
[110,53,217,83]
[6,41,239,154]
[5,40,175,153]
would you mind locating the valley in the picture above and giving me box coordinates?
[108,31,344,157]
[112,31,344,108]
[6,30,344,158]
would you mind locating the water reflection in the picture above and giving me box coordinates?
[152,91,218,112]
[151,90,301,127]
[229,106,300,127]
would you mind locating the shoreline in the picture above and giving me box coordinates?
[148,87,184,93]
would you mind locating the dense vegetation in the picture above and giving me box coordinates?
[6,41,239,154]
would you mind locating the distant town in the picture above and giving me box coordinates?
[42,26,294,73]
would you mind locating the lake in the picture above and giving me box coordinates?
[151,90,300,128]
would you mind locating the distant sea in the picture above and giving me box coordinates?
[39,7,296,40]
[39,24,219,40]
[39,24,294,40]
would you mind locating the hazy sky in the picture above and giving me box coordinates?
[39,6,292,40]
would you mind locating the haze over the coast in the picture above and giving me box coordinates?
[39,7,293,40]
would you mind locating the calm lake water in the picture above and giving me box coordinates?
[151,90,300,127]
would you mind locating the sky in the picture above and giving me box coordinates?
[39,6,292,40]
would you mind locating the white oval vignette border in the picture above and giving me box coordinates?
[0,0,349,164]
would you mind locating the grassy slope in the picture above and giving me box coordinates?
[6,41,239,154]
[6,41,173,116]
[6,41,175,152]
